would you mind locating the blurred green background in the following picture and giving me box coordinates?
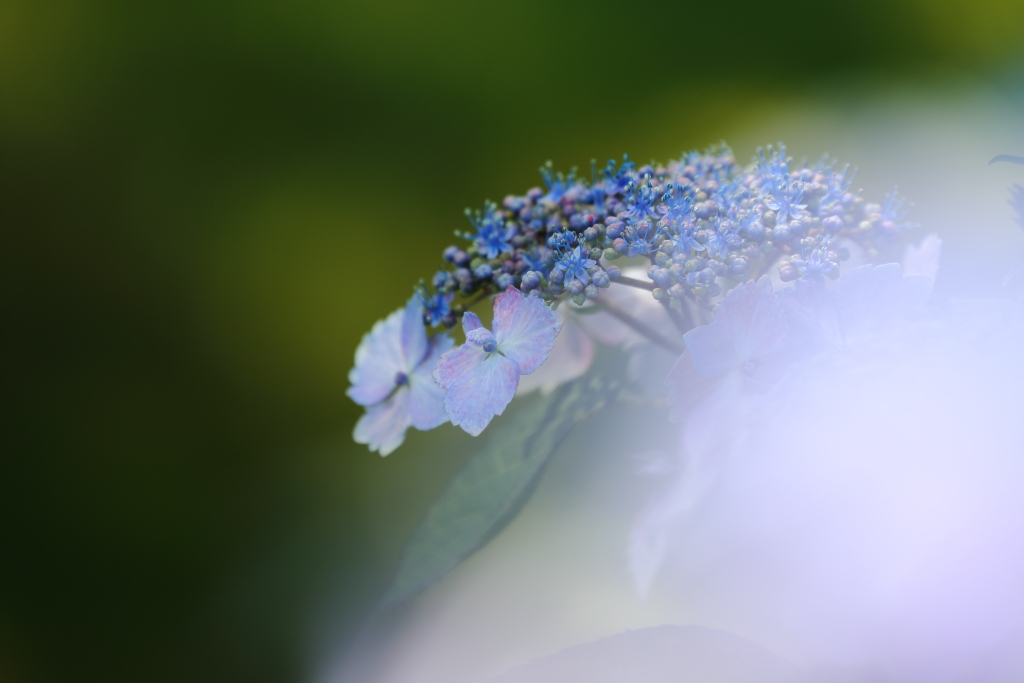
[3,1,1024,681]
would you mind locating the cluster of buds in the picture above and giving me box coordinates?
[417,144,915,327]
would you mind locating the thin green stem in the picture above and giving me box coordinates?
[597,293,684,355]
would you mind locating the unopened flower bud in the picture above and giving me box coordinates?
[584,284,599,300]
[606,265,621,279]
[823,215,844,234]
[473,264,493,280]
[603,248,621,260]
[613,238,629,254]
[521,271,542,291]
[652,287,668,301]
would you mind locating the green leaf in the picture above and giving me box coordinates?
[378,367,623,611]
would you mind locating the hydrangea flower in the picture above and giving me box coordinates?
[434,287,562,436]
[348,299,453,455]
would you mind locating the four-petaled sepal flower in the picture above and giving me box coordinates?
[348,299,453,456]
[435,286,562,436]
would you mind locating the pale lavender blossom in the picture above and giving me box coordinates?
[434,287,562,436]
[680,276,786,380]
[348,299,453,456]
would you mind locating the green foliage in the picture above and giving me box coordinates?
[380,364,625,610]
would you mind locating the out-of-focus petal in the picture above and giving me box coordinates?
[399,297,428,369]
[433,343,487,389]
[628,440,718,598]
[516,318,594,395]
[353,387,411,456]
[714,276,785,362]
[780,278,843,351]
[683,322,737,379]
[903,233,942,280]
[408,376,448,431]
[493,286,562,374]
[836,263,931,340]
[408,334,454,431]
[444,354,520,436]
[347,306,406,406]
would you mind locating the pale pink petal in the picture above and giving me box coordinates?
[352,387,412,456]
[490,285,524,337]
[444,353,520,436]
[347,305,407,406]
[516,318,594,395]
[462,311,483,333]
[433,343,487,389]
[493,287,562,375]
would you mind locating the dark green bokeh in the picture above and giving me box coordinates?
[3,1,1024,681]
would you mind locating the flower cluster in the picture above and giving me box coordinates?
[416,144,912,321]
[349,143,922,455]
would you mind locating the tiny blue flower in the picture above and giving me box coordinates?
[540,161,579,204]
[415,282,454,327]
[623,220,662,257]
[464,201,515,259]
[880,189,917,230]
[622,177,662,222]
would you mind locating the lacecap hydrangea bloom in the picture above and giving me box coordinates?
[349,142,921,454]
[339,142,1024,683]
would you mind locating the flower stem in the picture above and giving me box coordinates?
[596,293,684,355]
[661,300,694,336]
[612,275,656,291]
